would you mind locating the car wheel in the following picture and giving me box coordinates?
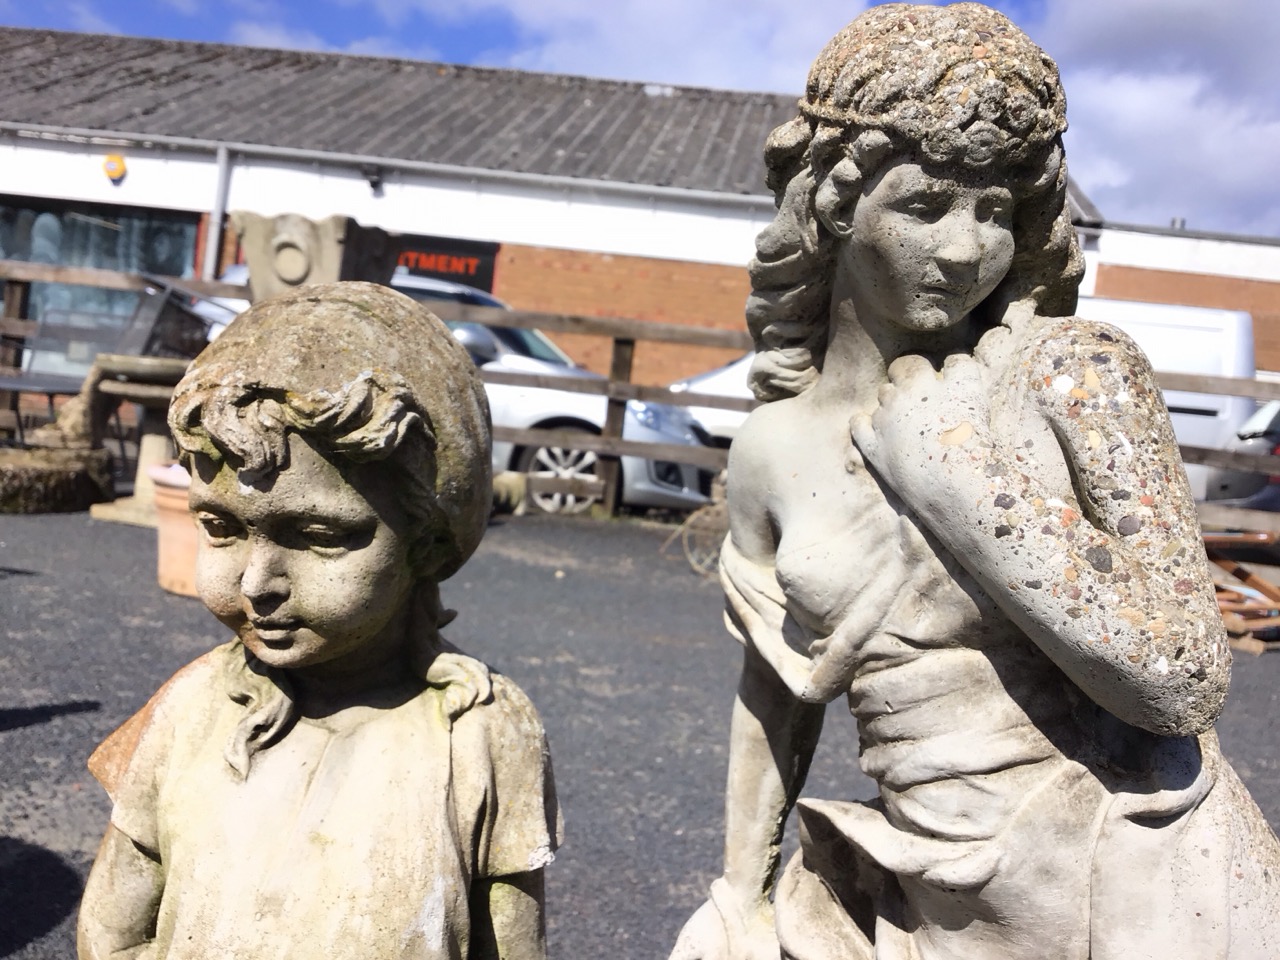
[517,437,602,514]
[681,502,727,576]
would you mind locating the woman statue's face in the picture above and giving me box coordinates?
[844,158,1015,333]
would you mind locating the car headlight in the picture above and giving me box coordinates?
[627,400,666,431]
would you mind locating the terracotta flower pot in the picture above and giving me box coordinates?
[148,463,198,598]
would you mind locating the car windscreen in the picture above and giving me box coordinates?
[400,288,574,366]
[488,327,572,365]
[1237,400,1280,438]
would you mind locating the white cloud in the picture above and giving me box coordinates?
[344,35,441,60]
[158,0,201,15]
[1027,0,1280,233]
[1063,69,1280,235]
[323,0,1278,235]
[66,1,120,34]
[432,1,870,92]
[225,19,438,60]
[228,20,331,51]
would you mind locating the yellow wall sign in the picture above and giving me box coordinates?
[103,154,127,183]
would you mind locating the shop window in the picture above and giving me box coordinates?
[0,199,199,377]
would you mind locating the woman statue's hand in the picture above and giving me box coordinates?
[669,879,780,960]
[852,352,997,527]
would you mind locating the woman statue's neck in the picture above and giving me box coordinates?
[812,285,980,410]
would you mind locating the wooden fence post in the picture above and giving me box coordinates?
[595,337,635,517]
[1,279,31,438]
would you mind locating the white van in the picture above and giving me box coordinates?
[1074,297,1255,500]
[673,297,1256,501]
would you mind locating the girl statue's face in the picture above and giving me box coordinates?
[188,434,417,677]
[844,157,1016,333]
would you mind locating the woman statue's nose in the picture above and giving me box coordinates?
[934,216,983,269]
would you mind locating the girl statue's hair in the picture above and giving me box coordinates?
[746,2,1084,401]
[170,281,492,581]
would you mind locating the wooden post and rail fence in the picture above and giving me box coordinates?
[4,257,1280,527]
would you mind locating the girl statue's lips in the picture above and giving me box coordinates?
[250,619,303,643]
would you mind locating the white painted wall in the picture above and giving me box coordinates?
[0,139,221,214]
[8,137,1280,286]
[1,139,770,269]
[1090,226,1280,283]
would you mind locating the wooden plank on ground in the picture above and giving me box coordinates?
[1230,635,1270,655]
[1206,549,1280,602]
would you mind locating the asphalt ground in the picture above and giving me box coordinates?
[2,511,1278,959]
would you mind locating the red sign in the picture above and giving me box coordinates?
[395,236,499,292]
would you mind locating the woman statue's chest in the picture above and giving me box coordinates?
[769,420,948,629]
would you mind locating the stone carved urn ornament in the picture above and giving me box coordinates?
[671,4,1280,959]
[78,283,559,960]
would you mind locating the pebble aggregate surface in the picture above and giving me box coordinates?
[1,511,1277,958]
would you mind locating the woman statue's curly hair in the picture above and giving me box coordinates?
[746,2,1083,401]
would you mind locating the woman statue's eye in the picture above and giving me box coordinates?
[977,195,1012,223]
[900,197,946,222]
[197,514,242,544]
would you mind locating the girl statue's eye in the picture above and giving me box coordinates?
[299,524,353,553]
[197,514,242,544]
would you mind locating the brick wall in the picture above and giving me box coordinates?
[1093,264,1280,372]
[492,243,752,385]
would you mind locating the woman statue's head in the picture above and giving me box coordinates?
[169,281,492,585]
[748,2,1083,400]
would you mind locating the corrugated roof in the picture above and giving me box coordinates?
[0,25,1102,217]
[0,27,796,196]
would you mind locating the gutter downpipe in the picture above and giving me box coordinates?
[201,144,231,281]
[0,121,777,215]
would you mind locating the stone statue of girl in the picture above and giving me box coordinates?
[672,5,1280,959]
[78,283,560,960]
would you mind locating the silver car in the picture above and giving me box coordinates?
[1202,400,1280,510]
[668,352,755,448]
[198,266,710,514]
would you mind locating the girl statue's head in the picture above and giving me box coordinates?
[169,281,492,583]
[747,2,1083,400]
[168,282,494,776]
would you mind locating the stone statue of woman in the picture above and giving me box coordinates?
[671,5,1280,959]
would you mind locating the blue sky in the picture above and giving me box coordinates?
[3,0,1278,237]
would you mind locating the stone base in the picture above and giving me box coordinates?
[89,495,158,528]
[0,447,114,513]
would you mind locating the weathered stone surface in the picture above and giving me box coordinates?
[671,5,1280,959]
[0,447,113,513]
[78,283,558,960]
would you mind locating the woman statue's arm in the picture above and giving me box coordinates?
[853,322,1229,738]
[671,410,825,960]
